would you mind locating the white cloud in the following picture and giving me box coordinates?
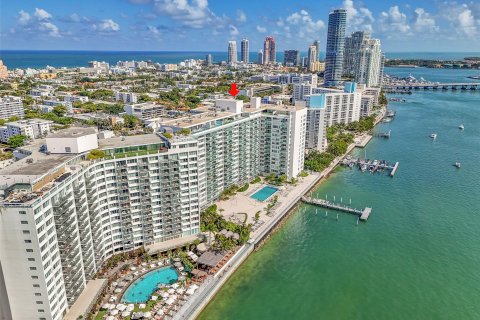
[147,26,161,38]
[153,0,221,29]
[229,25,239,36]
[39,22,60,37]
[236,10,246,23]
[285,9,324,33]
[18,10,31,25]
[413,8,439,33]
[442,3,478,38]
[343,0,374,32]
[256,25,267,33]
[34,8,52,21]
[379,6,411,34]
[95,19,120,32]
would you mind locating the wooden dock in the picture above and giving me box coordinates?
[302,197,372,221]
[390,162,399,177]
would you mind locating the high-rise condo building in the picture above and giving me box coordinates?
[324,9,347,86]
[0,101,308,320]
[313,40,321,62]
[241,39,249,63]
[257,50,264,65]
[343,31,370,77]
[263,36,276,65]
[355,39,383,87]
[205,54,213,66]
[228,41,238,64]
[305,83,361,151]
[0,60,8,79]
[284,50,300,67]
[307,45,318,71]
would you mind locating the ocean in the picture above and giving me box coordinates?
[198,68,480,320]
[1,51,480,69]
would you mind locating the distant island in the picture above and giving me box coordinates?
[386,57,480,69]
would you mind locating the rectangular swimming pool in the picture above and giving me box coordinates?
[251,186,278,202]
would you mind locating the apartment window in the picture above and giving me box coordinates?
[25,240,32,244]
[37,309,44,313]
[21,221,28,224]
[33,284,40,288]
[30,267,37,271]
[36,301,43,305]
[35,293,41,296]
[28,258,35,262]
[31,276,38,279]
[23,230,30,234]
[26,249,34,253]
[19,210,26,215]
[65,147,71,153]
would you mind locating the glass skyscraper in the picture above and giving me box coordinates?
[324,9,347,86]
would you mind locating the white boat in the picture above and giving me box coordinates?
[430,133,437,139]
[459,124,464,130]
[455,162,461,168]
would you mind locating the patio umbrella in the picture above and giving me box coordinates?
[143,311,152,318]
[139,303,146,309]
[108,304,116,310]
[160,292,169,298]
[116,304,126,311]
[151,295,158,301]
[127,304,135,312]
[176,288,185,295]
[178,275,186,281]
[167,289,175,294]
[114,288,122,293]
[165,298,175,305]
[101,304,110,310]
[190,284,199,290]
[106,316,115,320]
[110,309,119,316]
[171,283,179,289]
[186,288,195,295]
[121,311,131,318]
[156,309,164,316]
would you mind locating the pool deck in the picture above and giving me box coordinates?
[217,175,320,239]
[64,279,108,320]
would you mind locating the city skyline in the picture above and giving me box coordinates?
[1,0,480,52]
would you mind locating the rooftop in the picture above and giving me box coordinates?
[47,127,97,138]
[98,133,164,149]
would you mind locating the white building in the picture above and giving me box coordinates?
[305,83,361,151]
[0,96,24,120]
[0,132,201,320]
[63,95,89,104]
[124,103,165,121]
[0,119,53,143]
[46,127,99,154]
[228,41,238,64]
[355,39,383,87]
[115,91,138,104]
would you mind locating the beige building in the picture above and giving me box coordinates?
[0,60,8,79]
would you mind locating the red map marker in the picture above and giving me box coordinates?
[228,83,240,97]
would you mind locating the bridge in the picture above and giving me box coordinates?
[384,82,480,91]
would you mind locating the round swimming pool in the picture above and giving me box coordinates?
[122,266,178,303]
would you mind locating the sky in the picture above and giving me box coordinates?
[0,0,479,52]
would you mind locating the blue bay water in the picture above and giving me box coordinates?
[198,68,480,320]
[1,51,480,69]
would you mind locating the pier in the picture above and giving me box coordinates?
[302,197,372,221]
[341,157,399,177]
[374,130,391,138]
[384,82,480,92]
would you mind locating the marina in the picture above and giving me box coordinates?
[301,197,372,221]
[340,156,399,177]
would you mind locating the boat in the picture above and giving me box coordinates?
[430,133,437,139]
[459,124,464,130]
[454,162,461,168]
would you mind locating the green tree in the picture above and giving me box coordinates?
[52,105,67,117]
[122,115,139,128]
[7,116,19,122]
[8,135,27,148]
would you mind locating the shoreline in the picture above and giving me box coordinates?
[179,108,387,320]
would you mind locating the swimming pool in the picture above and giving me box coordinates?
[250,186,278,202]
[122,266,178,303]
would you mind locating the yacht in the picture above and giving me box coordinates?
[459,124,464,130]
[430,133,437,139]
[455,162,461,169]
